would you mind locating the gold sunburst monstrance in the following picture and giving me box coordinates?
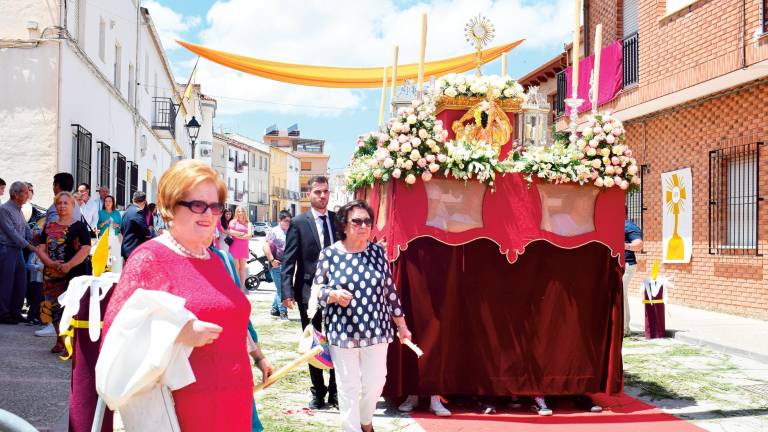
[465,14,495,76]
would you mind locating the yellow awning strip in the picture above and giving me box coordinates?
[175,39,525,88]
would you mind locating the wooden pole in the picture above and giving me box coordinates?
[389,46,399,114]
[417,13,427,98]
[378,67,388,128]
[591,24,603,111]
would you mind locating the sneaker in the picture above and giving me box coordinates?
[532,397,553,416]
[35,323,56,337]
[269,307,280,317]
[25,318,42,326]
[429,396,451,417]
[479,403,496,415]
[280,313,289,321]
[398,395,418,412]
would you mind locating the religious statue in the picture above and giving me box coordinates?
[451,98,513,155]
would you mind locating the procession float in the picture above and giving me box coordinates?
[345,15,638,397]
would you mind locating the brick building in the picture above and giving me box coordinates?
[521,0,768,318]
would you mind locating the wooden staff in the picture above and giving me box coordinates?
[389,46,399,114]
[254,346,323,392]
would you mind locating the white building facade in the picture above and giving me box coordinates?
[0,1,193,207]
[328,168,353,211]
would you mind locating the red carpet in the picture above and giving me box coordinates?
[409,393,706,431]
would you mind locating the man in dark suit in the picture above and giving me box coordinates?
[282,176,338,409]
[121,191,151,260]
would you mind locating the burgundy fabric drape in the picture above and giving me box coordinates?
[565,41,623,114]
[383,238,624,397]
[69,287,114,432]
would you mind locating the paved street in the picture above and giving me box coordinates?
[2,246,767,431]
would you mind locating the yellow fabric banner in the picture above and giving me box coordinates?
[176,39,525,88]
[92,232,109,277]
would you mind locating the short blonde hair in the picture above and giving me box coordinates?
[157,160,226,222]
[55,191,75,205]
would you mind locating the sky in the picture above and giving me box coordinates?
[146,0,575,169]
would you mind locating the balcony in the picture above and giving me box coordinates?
[622,32,639,87]
[152,97,177,139]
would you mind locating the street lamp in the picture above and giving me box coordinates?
[185,116,201,159]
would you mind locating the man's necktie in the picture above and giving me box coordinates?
[319,215,332,248]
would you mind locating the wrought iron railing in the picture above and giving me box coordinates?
[72,124,92,188]
[152,97,177,138]
[622,32,639,87]
[554,70,567,116]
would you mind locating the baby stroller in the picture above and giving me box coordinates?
[244,251,272,291]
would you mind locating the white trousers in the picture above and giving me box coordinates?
[330,343,389,432]
[622,263,637,334]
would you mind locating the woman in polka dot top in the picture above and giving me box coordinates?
[314,200,411,432]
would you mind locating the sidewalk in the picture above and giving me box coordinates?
[628,295,768,363]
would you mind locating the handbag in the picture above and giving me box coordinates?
[224,236,234,246]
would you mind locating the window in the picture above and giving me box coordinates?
[625,165,648,238]
[764,0,768,33]
[115,153,127,208]
[708,142,764,255]
[622,32,639,87]
[129,162,139,200]
[98,17,105,62]
[98,141,111,189]
[128,64,135,105]
[72,125,92,187]
[554,70,566,116]
[301,161,312,172]
[114,43,122,90]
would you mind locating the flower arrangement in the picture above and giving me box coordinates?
[442,139,514,188]
[572,113,640,191]
[434,74,524,100]
[347,97,449,188]
[512,142,592,185]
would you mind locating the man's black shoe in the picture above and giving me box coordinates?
[309,397,325,410]
[269,307,280,317]
[327,394,338,408]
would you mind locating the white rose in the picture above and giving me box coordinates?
[600,148,611,158]
[407,114,418,124]
[457,84,467,93]
[392,168,402,178]
[404,160,414,170]
[503,88,514,98]
[401,142,412,153]
[419,129,429,139]
[445,86,458,98]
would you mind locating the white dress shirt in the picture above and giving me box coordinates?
[81,197,100,231]
[310,207,334,247]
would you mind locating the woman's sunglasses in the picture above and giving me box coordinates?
[350,217,373,227]
[177,200,226,215]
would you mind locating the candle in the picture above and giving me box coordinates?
[390,46,399,114]
[501,52,507,77]
[592,24,603,109]
[417,13,427,96]
[378,67,388,128]
[572,0,582,99]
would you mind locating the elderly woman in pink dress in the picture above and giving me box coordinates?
[226,206,252,292]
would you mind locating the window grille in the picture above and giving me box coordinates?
[72,124,92,187]
[554,70,566,116]
[625,164,648,237]
[708,142,764,255]
[622,32,639,87]
[98,141,110,189]
[115,153,127,208]
[129,162,139,200]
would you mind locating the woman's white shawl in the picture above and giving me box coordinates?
[95,288,197,431]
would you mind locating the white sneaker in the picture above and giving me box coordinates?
[533,397,553,416]
[429,395,451,417]
[35,323,56,337]
[398,395,419,412]
[591,404,603,413]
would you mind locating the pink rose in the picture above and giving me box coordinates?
[373,169,383,179]
[426,154,436,163]
[421,171,432,182]
[614,166,623,174]
[398,134,409,144]
[591,170,599,180]
[603,177,615,188]
[624,149,633,157]
[627,165,638,175]
[620,180,629,190]
[632,176,641,185]
[437,154,447,163]
[404,160,414,170]
[605,166,615,175]
[429,163,440,173]
[589,139,598,148]
[387,141,400,152]
[595,177,604,187]
[383,158,394,169]
[613,176,623,185]
[410,137,422,147]
[417,158,427,167]
[611,156,620,165]
[392,168,402,179]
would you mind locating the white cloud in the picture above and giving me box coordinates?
[143,0,201,50]
[155,0,574,116]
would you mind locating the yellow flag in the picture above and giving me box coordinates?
[92,232,109,276]
[650,260,659,281]
[183,57,199,101]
